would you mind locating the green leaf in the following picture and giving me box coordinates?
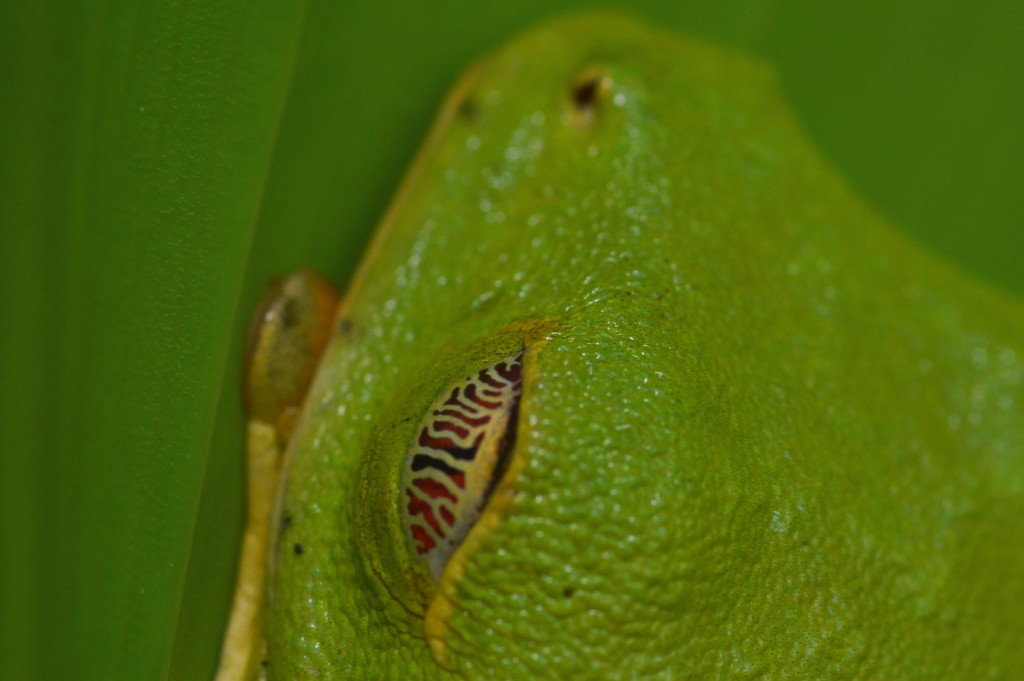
[1,2,309,678]
[1,2,1020,680]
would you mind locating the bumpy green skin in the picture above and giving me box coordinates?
[266,13,1024,679]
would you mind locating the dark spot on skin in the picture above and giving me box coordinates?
[336,317,353,337]
[387,415,415,436]
[261,659,268,668]
[293,542,304,556]
[563,587,575,598]
[458,96,478,121]
[277,511,293,543]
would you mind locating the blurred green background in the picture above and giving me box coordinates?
[1,2,1020,679]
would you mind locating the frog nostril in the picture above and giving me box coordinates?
[573,77,601,109]
[571,68,612,119]
[402,352,524,580]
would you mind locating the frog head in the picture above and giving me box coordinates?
[263,12,1024,679]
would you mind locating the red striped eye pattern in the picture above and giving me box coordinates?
[402,352,523,579]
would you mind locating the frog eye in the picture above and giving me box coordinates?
[401,352,523,580]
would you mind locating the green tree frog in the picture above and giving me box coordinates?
[217,12,1024,680]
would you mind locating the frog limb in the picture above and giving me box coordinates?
[215,271,339,681]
